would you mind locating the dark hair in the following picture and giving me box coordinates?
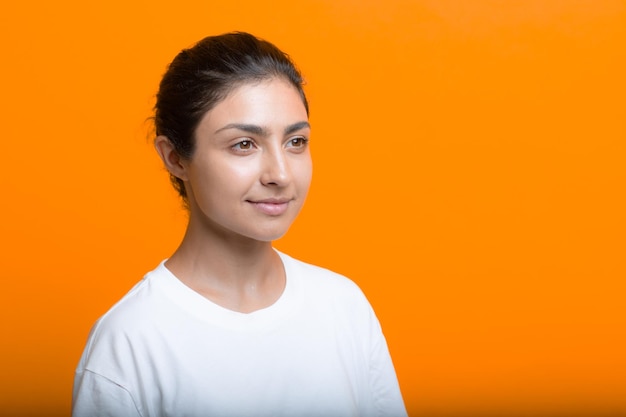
[154,32,309,200]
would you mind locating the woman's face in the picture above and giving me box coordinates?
[183,77,312,242]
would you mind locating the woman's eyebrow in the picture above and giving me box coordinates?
[284,121,311,135]
[214,123,267,136]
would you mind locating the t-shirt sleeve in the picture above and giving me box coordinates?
[72,369,142,417]
[369,313,409,417]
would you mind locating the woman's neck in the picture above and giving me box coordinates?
[164,221,286,313]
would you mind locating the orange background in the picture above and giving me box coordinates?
[1,1,625,416]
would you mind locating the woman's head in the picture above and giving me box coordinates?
[154,32,309,200]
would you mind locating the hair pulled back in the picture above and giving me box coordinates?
[154,32,309,200]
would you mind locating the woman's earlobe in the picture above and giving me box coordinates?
[154,136,188,181]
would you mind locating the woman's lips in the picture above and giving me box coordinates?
[247,199,291,216]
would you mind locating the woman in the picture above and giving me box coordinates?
[73,32,407,417]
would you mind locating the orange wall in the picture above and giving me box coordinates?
[1,1,625,416]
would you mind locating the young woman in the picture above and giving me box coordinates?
[73,32,407,417]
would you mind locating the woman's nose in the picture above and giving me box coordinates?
[260,148,291,187]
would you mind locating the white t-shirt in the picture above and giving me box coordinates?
[73,251,407,417]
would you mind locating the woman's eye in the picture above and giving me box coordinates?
[233,140,254,151]
[288,137,308,148]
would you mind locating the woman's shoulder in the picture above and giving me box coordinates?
[278,251,371,306]
[86,262,170,341]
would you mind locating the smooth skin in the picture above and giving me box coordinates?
[155,78,312,313]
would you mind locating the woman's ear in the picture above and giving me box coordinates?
[154,136,188,181]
